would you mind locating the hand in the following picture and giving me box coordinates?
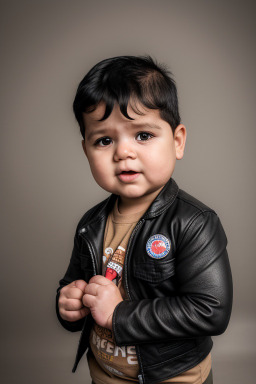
[59,280,90,322]
[83,275,123,330]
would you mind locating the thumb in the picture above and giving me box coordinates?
[73,279,88,292]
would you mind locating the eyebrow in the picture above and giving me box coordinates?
[86,122,162,141]
[132,123,162,130]
[86,128,113,142]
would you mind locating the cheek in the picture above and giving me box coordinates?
[144,143,176,169]
[87,155,106,179]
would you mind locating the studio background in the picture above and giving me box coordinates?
[1,1,255,383]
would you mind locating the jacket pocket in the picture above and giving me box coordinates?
[157,340,190,354]
[133,258,175,283]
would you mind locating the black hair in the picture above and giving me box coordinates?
[73,55,181,139]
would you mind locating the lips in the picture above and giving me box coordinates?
[117,170,140,182]
[121,171,137,175]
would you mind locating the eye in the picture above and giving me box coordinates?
[95,137,112,146]
[136,132,153,141]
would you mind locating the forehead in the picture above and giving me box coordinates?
[82,101,168,130]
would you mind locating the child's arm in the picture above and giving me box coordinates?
[112,212,233,346]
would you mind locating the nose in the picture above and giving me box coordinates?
[113,139,137,162]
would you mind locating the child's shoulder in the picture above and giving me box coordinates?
[173,188,225,241]
[171,188,227,250]
[176,188,216,215]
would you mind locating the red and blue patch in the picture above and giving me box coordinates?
[146,234,171,259]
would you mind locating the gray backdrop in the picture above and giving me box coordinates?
[1,1,255,383]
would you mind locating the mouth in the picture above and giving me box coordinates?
[117,170,140,182]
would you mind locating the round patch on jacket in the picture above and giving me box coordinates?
[146,234,171,259]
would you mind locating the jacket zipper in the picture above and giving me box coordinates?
[123,219,144,299]
[73,231,98,370]
[78,223,146,382]
[123,219,145,384]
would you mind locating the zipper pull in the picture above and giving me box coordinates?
[138,374,144,384]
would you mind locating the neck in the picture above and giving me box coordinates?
[118,187,164,215]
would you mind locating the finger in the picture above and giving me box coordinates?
[62,287,84,300]
[61,307,89,322]
[63,298,84,312]
[74,280,88,291]
[67,280,83,288]
[89,275,113,286]
[82,293,96,308]
[84,283,100,296]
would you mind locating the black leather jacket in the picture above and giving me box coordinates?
[56,178,233,384]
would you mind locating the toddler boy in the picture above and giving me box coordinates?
[56,56,233,384]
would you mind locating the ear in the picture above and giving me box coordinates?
[174,124,186,160]
[81,139,88,158]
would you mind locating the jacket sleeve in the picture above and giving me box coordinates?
[113,211,233,346]
[56,232,85,332]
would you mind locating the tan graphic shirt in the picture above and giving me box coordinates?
[89,199,145,383]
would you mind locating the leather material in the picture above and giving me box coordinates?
[56,178,233,383]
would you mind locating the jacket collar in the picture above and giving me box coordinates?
[95,178,179,222]
[143,178,179,219]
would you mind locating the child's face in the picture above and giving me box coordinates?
[82,102,186,211]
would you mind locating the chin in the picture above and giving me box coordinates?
[121,191,149,200]
[117,189,141,198]
[119,193,140,199]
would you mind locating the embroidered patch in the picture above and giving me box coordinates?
[146,234,170,259]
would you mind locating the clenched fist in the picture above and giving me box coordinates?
[59,280,90,322]
[83,275,123,330]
